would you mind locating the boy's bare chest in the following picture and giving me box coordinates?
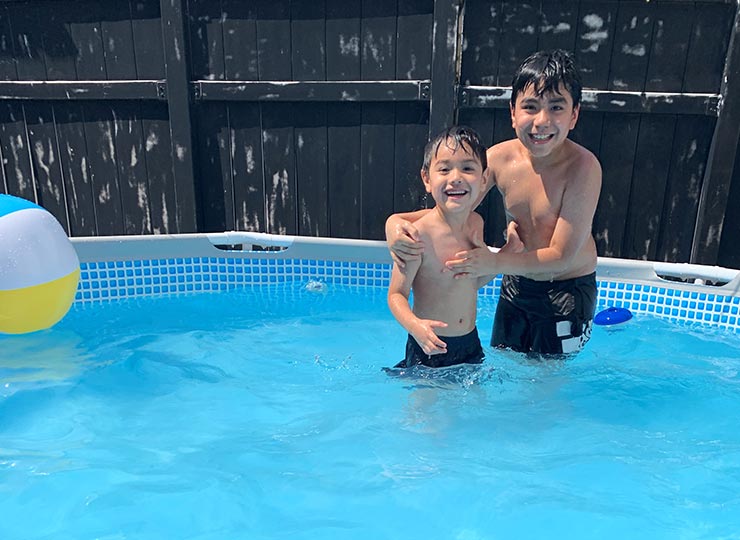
[497,163,566,223]
[417,230,473,278]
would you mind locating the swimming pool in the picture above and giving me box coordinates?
[2,233,740,539]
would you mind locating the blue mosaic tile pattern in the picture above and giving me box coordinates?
[75,257,740,332]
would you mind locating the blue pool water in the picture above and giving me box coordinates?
[1,282,740,539]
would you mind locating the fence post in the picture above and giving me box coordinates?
[428,0,463,138]
[691,3,740,265]
[160,0,199,233]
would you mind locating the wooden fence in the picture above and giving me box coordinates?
[1,0,739,269]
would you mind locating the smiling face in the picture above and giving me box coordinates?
[421,138,486,214]
[510,82,579,158]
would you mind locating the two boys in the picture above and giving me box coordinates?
[388,49,601,366]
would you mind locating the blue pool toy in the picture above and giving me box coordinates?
[594,307,633,326]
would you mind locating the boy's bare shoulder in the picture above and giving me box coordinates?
[566,140,602,182]
[486,139,519,163]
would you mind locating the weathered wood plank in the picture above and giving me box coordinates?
[131,0,166,80]
[692,3,740,264]
[221,0,259,81]
[0,103,35,201]
[112,102,153,234]
[683,2,734,93]
[717,144,740,269]
[291,0,325,81]
[66,0,106,80]
[393,103,429,213]
[9,2,46,80]
[195,80,429,102]
[255,0,291,80]
[40,8,77,80]
[0,4,16,80]
[360,103,395,239]
[360,0,397,81]
[228,102,264,231]
[593,113,641,258]
[326,0,361,81]
[622,114,676,260]
[294,102,328,236]
[396,0,433,80]
[575,1,618,89]
[82,104,125,235]
[25,102,69,230]
[101,0,138,80]
[187,0,225,81]
[160,0,198,232]
[460,0,503,86]
[194,102,231,232]
[261,103,296,234]
[537,0,578,53]
[327,102,361,237]
[657,116,715,262]
[0,81,165,100]
[54,102,97,235]
[428,0,461,136]
[645,1,693,92]
[140,102,177,234]
[497,1,540,85]
[608,1,653,91]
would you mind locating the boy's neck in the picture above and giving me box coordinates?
[524,138,571,170]
[431,205,469,232]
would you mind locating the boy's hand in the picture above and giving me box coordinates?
[500,221,525,253]
[411,319,448,355]
[386,219,424,268]
[445,231,495,278]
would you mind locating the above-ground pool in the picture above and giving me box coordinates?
[1,233,739,539]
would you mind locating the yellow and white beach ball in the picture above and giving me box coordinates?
[0,195,80,334]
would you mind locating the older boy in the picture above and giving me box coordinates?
[387,50,601,356]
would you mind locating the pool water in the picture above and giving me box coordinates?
[1,282,739,539]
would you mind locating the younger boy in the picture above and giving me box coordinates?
[387,50,601,357]
[388,126,494,369]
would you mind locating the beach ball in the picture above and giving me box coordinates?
[0,195,80,334]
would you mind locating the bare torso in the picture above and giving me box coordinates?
[411,211,483,336]
[487,138,598,281]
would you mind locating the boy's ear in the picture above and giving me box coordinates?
[569,104,580,130]
[420,168,432,193]
[510,103,516,127]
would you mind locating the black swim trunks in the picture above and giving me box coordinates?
[395,327,485,369]
[492,272,597,356]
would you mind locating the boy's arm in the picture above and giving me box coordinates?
[387,259,449,356]
[448,154,601,277]
[385,209,431,268]
[474,220,524,287]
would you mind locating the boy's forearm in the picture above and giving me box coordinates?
[388,292,419,334]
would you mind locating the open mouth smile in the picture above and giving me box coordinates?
[529,133,555,143]
[444,189,468,198]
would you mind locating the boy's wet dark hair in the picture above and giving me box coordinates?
[422,126,487,172]
[510,49,582,108]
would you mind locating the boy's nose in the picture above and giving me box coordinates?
[534,109,550,125]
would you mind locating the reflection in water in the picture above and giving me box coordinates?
[0,331,96,395]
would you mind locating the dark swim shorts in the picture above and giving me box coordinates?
[492,272,597,356]
[394,327,485,369]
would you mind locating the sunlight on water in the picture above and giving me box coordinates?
[1,282,739,539]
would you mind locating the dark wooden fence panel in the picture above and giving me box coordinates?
[1,0,740,268]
